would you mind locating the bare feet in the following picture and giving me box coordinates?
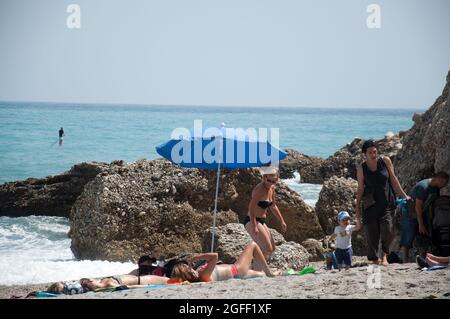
[372,259,381,265]
[268,269,282,277]
[425,256,440,267]
[381,255,389,266]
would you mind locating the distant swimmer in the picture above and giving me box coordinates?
[59,127,65,146]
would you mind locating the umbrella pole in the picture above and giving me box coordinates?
[211,163,221,252]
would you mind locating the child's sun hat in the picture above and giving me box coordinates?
[337,211,351,221]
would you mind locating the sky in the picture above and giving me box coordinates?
[0,0,449,109]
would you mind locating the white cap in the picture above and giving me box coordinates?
[259,166,279,175]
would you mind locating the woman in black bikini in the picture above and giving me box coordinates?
[45,274,169,294]
[244,166,287,270]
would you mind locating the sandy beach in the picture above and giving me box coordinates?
[1,261,448,299]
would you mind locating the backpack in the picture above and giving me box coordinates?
[431,196,450,256]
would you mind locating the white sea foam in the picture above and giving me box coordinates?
[282,172,323,207]
[0,216,135,286]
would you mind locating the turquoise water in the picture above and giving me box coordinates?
[0,101,419,183]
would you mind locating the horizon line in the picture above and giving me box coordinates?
[0,99,428,111]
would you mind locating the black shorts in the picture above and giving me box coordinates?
[243,215,266,225]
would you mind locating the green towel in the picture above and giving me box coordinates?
[283,266,316,276]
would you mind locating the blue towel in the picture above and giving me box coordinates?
[426,265,449,271]
[36,292,61,298]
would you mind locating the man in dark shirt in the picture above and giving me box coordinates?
[400,172,449,261]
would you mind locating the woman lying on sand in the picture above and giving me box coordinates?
[170,241,281,283]
[416,253,450,268]
[45,274,169,294]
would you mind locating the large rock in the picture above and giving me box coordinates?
[69,159,322,262]
[0,162,109,217]
[202,223,310,270]
[315,176,367,256]
[280,135,402,185]
[301,238,325,262]
[319,134,402,182]
[280,149,324,183]
[69,159,239,261]
[209,168,324,243]
[315,176,358,234]
[396,70,450,194]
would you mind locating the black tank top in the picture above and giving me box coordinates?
[362,157,396,211]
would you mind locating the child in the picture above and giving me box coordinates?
[329,211,361,271]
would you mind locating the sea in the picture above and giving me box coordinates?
[0,101,420,285]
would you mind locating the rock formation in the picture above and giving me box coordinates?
[314,176,367,256]
[279,149,324,183]
[203,223,310,270]
[280,135,402,185]
[396,70,450,194]
[0,162,109,217]
[69,159,323,261]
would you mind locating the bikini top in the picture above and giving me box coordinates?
[257,200,273,209]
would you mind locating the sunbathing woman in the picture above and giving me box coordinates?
[46,274,169,294]
[170,241,281,283]
[416,253,450,268]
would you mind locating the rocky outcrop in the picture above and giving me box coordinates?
[396,71,450,194]
[0,162,109,217]
[69,159,323,261]
[209,168,324,243]
[69,159,239,261]
[314,176,367,256]
[318,134,402,182]
[301,238,325,262]
[315,176,358,234]
[280,149,324,183]
[280,135,402,185]
[202,223,310,270]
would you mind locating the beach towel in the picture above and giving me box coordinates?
[283,267,316,276]
[34,284,177,298]
[425,265,449,271]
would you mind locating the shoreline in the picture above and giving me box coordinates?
[1,262,449,299]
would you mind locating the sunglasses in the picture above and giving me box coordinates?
[266,178,277,184]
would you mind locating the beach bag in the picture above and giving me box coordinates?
[431,196,450,256]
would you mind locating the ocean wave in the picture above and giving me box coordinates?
[0,216,135,286]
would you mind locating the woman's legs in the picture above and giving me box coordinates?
[245,222,275,270]
[235,242,277,277]
[379,211,394,266]
[425,253,450,265]
[241,269,266,279]
[364,220,381,264]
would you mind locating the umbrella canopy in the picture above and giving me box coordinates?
[156,128,286,168]
[155,126,286,252]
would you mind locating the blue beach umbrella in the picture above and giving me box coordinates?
[155,124,286,251]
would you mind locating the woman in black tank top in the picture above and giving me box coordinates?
[356,140,408,265]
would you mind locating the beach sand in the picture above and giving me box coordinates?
[1,262,449,299]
